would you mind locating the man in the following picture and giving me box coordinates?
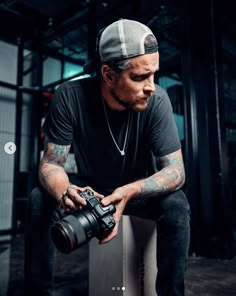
[25,19,190,296]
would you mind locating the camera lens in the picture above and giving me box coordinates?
[51,221,73,253]
[50,189,116,253]
[51,210,98,253]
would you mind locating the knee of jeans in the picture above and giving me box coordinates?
[29,187,46,215]
[29,187,60,223]
[159,190,190,227]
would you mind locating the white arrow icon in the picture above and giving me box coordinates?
[4,142,16,154]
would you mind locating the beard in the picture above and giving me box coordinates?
[111,89,149,111]
[111,89,132,109]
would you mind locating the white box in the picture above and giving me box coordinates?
[89,216,157,296]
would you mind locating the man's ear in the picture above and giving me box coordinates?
[101,65,114,84]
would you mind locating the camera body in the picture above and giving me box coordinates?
[51,189,116,254]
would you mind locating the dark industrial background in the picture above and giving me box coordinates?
[0,0,235,295]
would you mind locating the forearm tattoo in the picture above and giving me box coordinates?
[40,167,60,183]
[39,139,71,187]
[42,139,71,167]
[140,150,185,197]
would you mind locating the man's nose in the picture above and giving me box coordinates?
[144,77,155,94]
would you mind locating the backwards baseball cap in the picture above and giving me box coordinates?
[84,19,158,74]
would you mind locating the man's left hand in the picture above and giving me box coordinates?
[99,187,127,244]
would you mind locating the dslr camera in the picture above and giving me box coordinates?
[51,189,116,254]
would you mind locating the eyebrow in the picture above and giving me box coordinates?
[132,68,159,76]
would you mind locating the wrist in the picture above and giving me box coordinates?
[54,182,72,203]
[120,182,141,202]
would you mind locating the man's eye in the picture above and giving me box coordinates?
[133,76,146,81]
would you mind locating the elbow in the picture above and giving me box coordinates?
[177,167,185,190]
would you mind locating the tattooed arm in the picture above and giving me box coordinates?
[39,138,102,209]
[39,138,71,202]
[139,148,185,197]
[103,149,185,203]
[99,148,185,244]
[125,148,185,199]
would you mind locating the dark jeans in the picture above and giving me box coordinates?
[24,186,190,296]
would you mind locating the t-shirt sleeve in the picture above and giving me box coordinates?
[148,88,181,157]
[42,83,74,145]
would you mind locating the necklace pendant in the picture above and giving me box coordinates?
[102,98,130,157]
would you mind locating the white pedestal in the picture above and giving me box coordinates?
[89,216,157,296]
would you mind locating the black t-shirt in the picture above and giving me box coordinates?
[43,77,181,192]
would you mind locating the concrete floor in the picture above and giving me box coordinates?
[1,234,236,296]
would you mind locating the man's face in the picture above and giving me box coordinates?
[110,52,159,112]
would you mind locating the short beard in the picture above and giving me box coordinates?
[111,89,133,109]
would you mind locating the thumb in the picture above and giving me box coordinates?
[101,195,112,206]
[101,188,125,206]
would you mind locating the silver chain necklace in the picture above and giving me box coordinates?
[102,98,131,156]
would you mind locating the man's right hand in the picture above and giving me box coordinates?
[61,185,104,211]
